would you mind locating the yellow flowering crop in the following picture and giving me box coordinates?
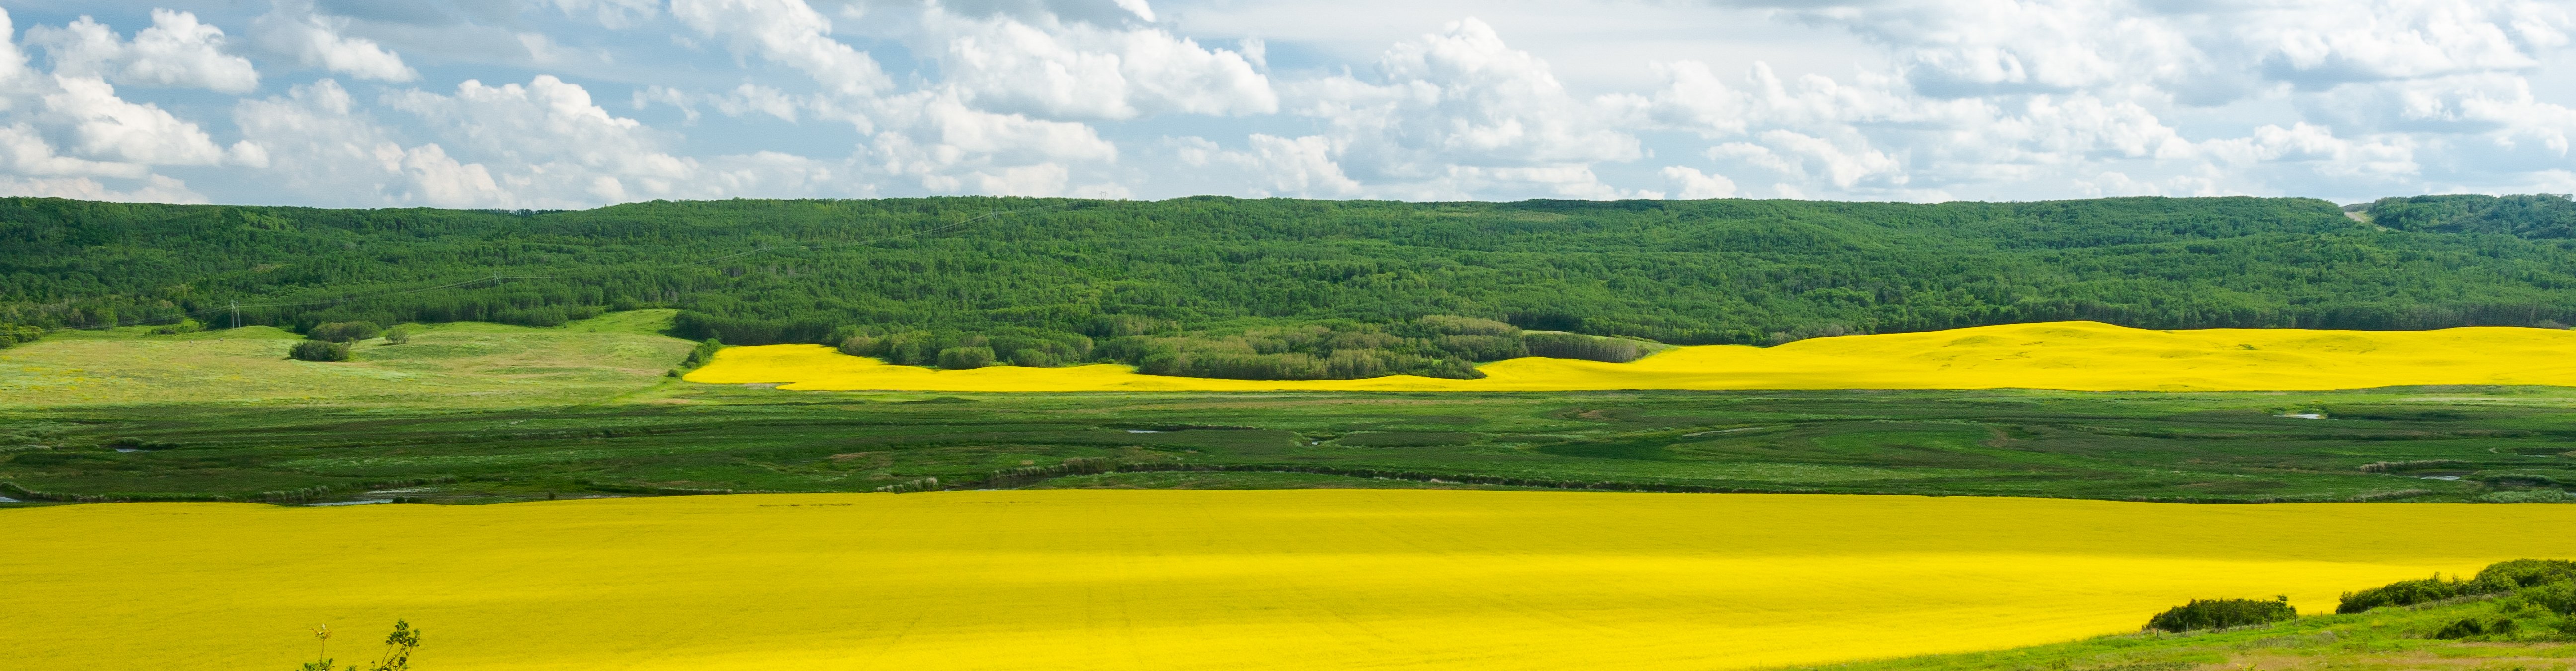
[687,321,2576,392]
[6,491,2572,670]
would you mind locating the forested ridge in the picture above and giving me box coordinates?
[4,193,2576,378]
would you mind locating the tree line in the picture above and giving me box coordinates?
[7,193,2576,375]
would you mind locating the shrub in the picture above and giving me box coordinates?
[837,335,877,357]
[679,338,722,369]
[2145,596,2296,632]
[2509,582,2576,615]
[936,346,996,369]
[2475,559,2576,589]
[2338,559,2576,613]
[382,327,410,345]
[2338,575,2475,613]
[0,324,45,348]
[289,340,350,362]
[2432,617,2518,640]
[1524,332,1659,363]
[308,321,384,343]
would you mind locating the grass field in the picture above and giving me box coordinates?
[5,490,2574,671]
[686,321,2576,392]
[1822,594,2576,671]
[0,310,689,408]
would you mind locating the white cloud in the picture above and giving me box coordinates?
[857,89,1121,196]
[927,7,1274,120]
[0,173,203,202]
[381,75,839,206]
[0,123,146,178]
[0,0,2569,206]
[1173,134,1361,197]
[251,1,419,82]
[671,0,891,96]
[24,10,259,93]
[42,76,236,166]
[1280,18,1646,199]
[1660,166,1736,199]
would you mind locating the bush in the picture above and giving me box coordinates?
[936,346,996,369]
[2508,582,2576,616]
[679,338,722,369]
[2475,559,2576,590]
[2339,559,2576,613]
[2432,617,2518,640]
[2145,596,2296,632]
[383,326,411,344]
[308,321,384,343]
[2338,576,2476,613]
[837,335,877,357]
[1524,332,1659,363]
[0,324,45,348]
[289,340,350,362]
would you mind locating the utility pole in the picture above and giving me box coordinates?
[229,300,239,330]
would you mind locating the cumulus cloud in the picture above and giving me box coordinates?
[926,6,1274,120]
[0,0,2572,206]
[1279,18,1649,199]
[24,10,259,93]
[382,75,840,206]
[671,0,891,96]
[251,0,419,82]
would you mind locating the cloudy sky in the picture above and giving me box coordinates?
[0,0,2569,208]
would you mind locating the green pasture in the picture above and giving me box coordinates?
[1809,599,2576,671]
[1,313,2572,505]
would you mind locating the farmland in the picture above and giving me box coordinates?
[6,313,2576,504]
[688,321,2576,392]
[8,312,2576,670]
[6,491,2574,671]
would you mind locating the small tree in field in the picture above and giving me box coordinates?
[290,340,351,362]
[297,620,422,671]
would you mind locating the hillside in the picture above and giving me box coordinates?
[7,193,2576,379]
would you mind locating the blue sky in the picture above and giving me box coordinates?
[0,0,2571,208]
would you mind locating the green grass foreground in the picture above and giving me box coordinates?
[1807,601,2576,670]
[1810,564,2576,671]
[2,313,2573,505]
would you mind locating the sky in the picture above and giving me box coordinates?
[0,0,2570,208]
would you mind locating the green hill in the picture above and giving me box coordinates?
[5,193,2576,379]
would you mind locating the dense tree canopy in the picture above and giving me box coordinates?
[5,194,2576,376]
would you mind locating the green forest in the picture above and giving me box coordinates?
[4,192,2575,378]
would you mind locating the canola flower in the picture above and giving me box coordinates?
[6,491,2575,670]
[687,321,2576,392]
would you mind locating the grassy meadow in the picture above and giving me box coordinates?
[0,309,689,408]
[6,491,2575,671]
[4,311,2576,504]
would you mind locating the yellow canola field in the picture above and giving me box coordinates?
[685,320,2576,392]
[7,491,2576,671]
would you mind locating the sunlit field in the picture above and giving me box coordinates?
[687,321,2576,392]
[7,491,2574,671]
